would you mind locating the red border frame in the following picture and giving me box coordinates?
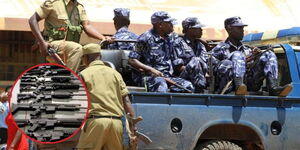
[8,63,90,144]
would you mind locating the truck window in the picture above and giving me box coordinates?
[276,49,292,86]
[294,50,300,79]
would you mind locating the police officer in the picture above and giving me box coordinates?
[29,0,111,72]
[77,44,136,150]
[128,11,194,93]
[103,8,138,50]
[171,17,208,93]
[212,16,292,96]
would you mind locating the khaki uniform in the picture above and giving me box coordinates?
[36,0,88,72]
[77,60,129,150]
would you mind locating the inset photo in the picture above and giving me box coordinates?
[9,63,89,143]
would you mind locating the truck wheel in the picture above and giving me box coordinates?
[195,140,242,150]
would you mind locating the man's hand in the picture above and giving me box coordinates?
[100,37,115,48]
[105,36,115,44]
[149,68,164,77]
[252,47,261,55]
[39,41,50,57]
[130,135,138,150]
[179,65,186,72]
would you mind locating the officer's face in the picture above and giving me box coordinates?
[186,28,202,39]
[160,21,174,35]
[228,26,244,41]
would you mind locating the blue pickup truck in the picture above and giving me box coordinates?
[101,27,300,150]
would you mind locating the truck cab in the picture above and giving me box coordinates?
[99,27,300,150]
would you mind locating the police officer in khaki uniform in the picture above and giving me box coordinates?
[77,44,136,150]
[29,0,110,72]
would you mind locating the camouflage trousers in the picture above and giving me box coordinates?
[214,51,246,93]
[146,76,195,93]
[214,51,278,93]
[179,57,208,92]
[246,50,278,91]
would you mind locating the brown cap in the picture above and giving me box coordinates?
[82,43,100,55]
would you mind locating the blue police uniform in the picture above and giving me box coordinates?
[128,11,194,92]
[106,8,138,50]
[212,40,250,93]
[107,27,138,50]
[246,50,278,91]
[213,16,279,93]
[171,17,208,92]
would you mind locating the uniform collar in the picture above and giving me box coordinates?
[88,60,105,67]
[150,28,166,42]
[117,26,129,33]
[183,36,192,44]
[183,36,202,47]
[225,39,244,51]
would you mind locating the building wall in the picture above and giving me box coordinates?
[0,31,40,88]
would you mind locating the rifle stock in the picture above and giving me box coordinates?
[164,78,193,93]
[48,48,66,66]
[126,115,152,150]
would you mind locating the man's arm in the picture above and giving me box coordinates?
[128,58,163,77]
[28,12,49,57]
[81,20,107,41]
[122,95,135,118]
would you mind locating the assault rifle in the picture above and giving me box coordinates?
[24,68,71,77]
[48,47,66,66]
[16,118,81,141]
[20,76,75,83]
[15,118,83,132]
[12,103,85,116]
[126,115,152,150]
[20,83,80,92]
[17,91,86,103]
[28,127,78,142]
[246,45,280,68]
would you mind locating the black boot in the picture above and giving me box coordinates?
[268,77,293,97]
[234,77,247,95]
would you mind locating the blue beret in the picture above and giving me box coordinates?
[182,17,205,29]
[114,8,130,18]
[224,16,248,27]
[151,11,177,25]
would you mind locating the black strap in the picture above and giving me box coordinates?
[63,0,80,25]
[88,115,122,120]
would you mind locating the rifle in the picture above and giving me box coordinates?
[164,78,193,93]
[112,39,138,43]
[106,39,193,93]
[17,91,86,103]
[100,39,138,49]
[49,128,78,142]
[246,45,277,68]
[20,83,80,92]
[16,118,82,141]
[31,42,65,66]
[48,47,66,66]
[220,45,277,94]
[24,69,71,77]
[20,76,75,83]
[12,103,85,117]
[126,115,152,150]
[208,52,215,93]
[16,118,83,130]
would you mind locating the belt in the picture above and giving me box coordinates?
[88,115,122,120]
